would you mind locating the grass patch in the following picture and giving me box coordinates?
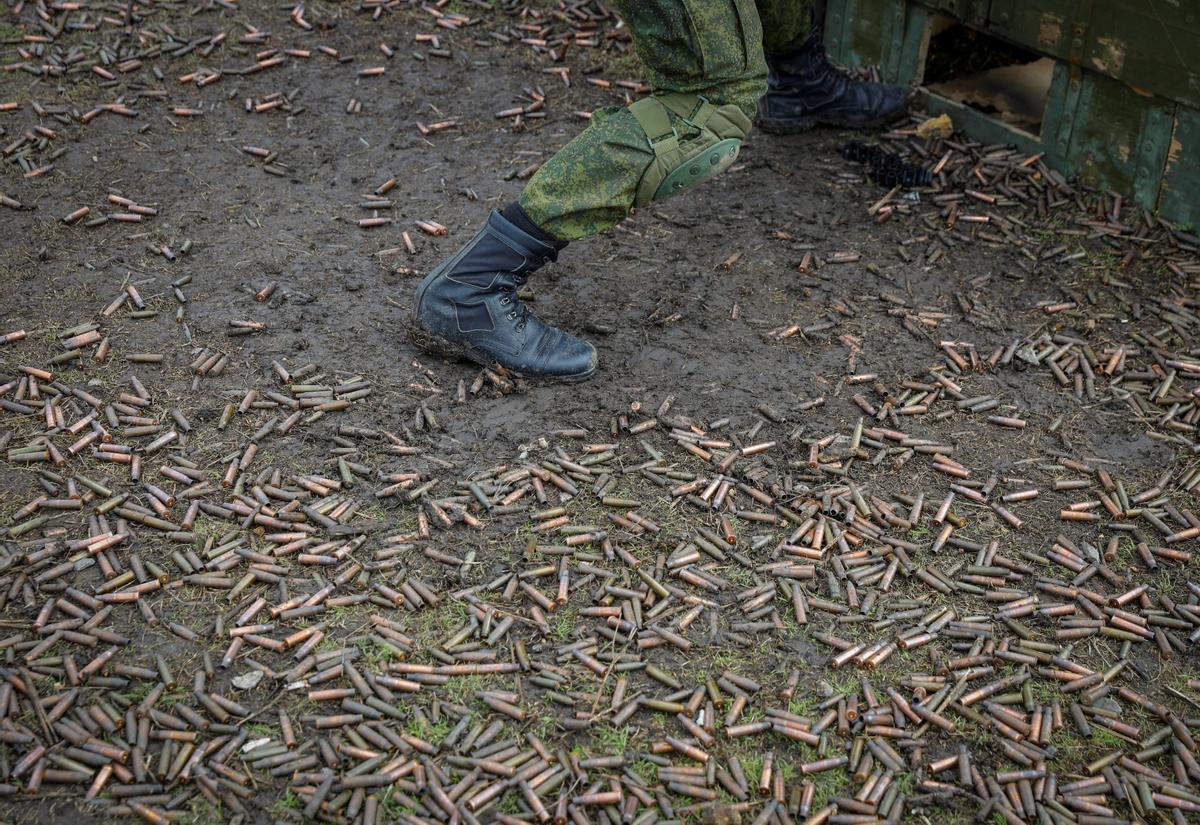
[1027,677,1060,704]
[355,500,389,521]
[269,791,302,817]
[178,799,225,825]
[723,565,755,587]
[808,766,848,809]
[122,680,158,704]
[444,673,486,705]
[827,673,859,696]
[356,635,397,670]
[416,600,469,640]
[497,788,522,814]
[245,722,275,738]
[1088,725,1126,749]
[740,754,764,789]
[380,786,416,819]
[629,758,657,786]
[592,723,631,755]
[788,694,819,718]
[553,607,576,642]
[1049,727,1085,769]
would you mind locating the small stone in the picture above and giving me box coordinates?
[232,670,264,690]
[915,112,953,140]
[1015,345,1040,366]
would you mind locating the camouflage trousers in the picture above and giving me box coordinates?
[518,0,816,241]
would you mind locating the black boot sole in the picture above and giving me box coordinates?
[406,318,597,384]
[757,109,905,134]
[757,92,912,135]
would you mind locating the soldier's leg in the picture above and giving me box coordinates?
[755,0,815,57]
[518,0,768,241]
[411,1,767,381]
[754,0,908,132]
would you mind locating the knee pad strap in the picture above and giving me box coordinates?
[628,92,751,206]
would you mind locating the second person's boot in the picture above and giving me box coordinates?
[757,28,908,133]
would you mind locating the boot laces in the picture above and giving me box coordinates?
[809,41,848,90]
[498,274,531,332]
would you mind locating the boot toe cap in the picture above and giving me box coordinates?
[873,83,909,116]
[527,328,597,380]
[542,337,598,380]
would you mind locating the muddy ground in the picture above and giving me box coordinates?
[1,1,1093,437]
[1,1,1198,824]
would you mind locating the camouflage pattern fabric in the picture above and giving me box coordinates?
[760,0,818,56]
[518,0,815,241]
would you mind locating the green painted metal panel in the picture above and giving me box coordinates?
[1160,106,1200,229]
[824,0,925,81]
[1063,70,1174,210]
[1083,2,1200,110]
[880,0,908,82]
[920,0,988,26]
[1040,60,1078,169]
[823,0,894,69]
[892,3,930,85]
[984,1,1081,62]
[821,0,857,65]
[914,89,1043,153]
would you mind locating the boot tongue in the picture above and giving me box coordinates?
[446,207,552,301]
[446,231,534,289]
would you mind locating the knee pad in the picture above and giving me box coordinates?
[628,92,752,207]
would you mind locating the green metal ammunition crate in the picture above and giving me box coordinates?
[823,0,1200,226]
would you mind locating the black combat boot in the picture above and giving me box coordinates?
[410,208,597,381]
[757,29,908,133]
